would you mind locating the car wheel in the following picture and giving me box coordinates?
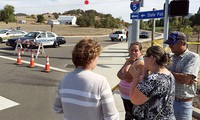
[0,37,2,43]
[119,37,123,42]
[111,38,115,41]
[53,41,60,48]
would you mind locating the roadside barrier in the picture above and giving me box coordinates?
[42,55,50,72]
[112,84,119,94]
[14,39,46,58]
[16,49,22,65]
[28,52,35,68]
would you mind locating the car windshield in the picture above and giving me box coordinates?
[114,31,122,34]
[25,32,40,38]
[0,30,9,34]
[140,32,148,34]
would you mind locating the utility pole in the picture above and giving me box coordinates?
[163,0,169,48]
[131,20,140,43]
[151,8,156,46]
[131,0,140,44]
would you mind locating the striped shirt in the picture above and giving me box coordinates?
[54,68,119,120]
[168,49,200,98]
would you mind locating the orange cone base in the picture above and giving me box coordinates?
[28,65,35,68]
[42,69,51,73]
[28,61,35,68]
[16,59,22,65]
[42,65,50,73]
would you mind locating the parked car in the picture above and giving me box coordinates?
[139,31,149,38]
[109,31,126,41]
[6,30,66,48]
[0,29,27,43]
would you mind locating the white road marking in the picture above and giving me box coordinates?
[0,96,19,111]
[0,55,69,73]
[60,44,76,46]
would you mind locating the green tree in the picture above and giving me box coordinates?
[180,25,193,40]
[37,14,45,23]
[193,25,200,34]
[0,4,15,23]
[53,12,59,19]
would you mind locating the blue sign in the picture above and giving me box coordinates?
[130,13,138,19]
[130,2,140,12]
[130,10,164,20]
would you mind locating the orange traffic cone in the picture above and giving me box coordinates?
[42,55,50,72]
[16,49,22,65]
[29,52,35,68]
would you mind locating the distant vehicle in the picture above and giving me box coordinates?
[109,31,126,41]
[0,29,27,43]
[139,31,149,38]
[6,30,66,48]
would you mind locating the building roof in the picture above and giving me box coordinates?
[57,16,76,21]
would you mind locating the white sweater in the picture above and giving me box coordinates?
[54,68,119,120]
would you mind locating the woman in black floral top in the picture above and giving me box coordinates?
[129,46,176,120]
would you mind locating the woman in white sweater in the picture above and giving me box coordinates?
[54,39,119,120]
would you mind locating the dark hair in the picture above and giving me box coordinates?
[146,46,170,66]
[129,42,142,50]
[72,39,102,68]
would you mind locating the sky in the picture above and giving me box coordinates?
[0,0,199,23]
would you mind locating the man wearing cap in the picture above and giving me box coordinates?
[164,31,200,120]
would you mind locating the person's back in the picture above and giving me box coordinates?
[56,68,118,120]
[54,39,119,120]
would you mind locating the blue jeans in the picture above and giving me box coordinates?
[173,100,193,120]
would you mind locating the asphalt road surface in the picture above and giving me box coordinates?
[0,36,119,120]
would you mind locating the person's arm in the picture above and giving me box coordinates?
[101,80,119,120]
[172,54,199,85]
[53,87,63,113]
[117,60,133,82]
[129,64,148,105]
[171,72,196,85]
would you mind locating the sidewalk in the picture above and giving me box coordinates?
[94,42,129,120]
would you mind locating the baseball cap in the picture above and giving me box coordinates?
[164,31,186,45]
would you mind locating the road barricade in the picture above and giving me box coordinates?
[14,39,46,58]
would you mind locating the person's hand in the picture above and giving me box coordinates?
[187,78,197,85]
[129,55,137,63]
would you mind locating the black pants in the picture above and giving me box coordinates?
[122,98,138,120]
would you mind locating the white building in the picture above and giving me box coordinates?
[57,16,77,25]
[47,20,60,25]
[18,20,26,24]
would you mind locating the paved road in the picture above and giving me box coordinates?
[0,36,122,120]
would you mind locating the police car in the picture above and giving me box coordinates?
[6,30,66,48]
[0,29,27,43]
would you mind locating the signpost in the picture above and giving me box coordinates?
[130,1,140,44]
[130,10,164,20]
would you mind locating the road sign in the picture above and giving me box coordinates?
[130,1,140,12]
[130,13,138,19]
[130,10,164,20]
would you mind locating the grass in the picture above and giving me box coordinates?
[0,22,116,36]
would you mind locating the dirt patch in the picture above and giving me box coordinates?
[0,22,117,36]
